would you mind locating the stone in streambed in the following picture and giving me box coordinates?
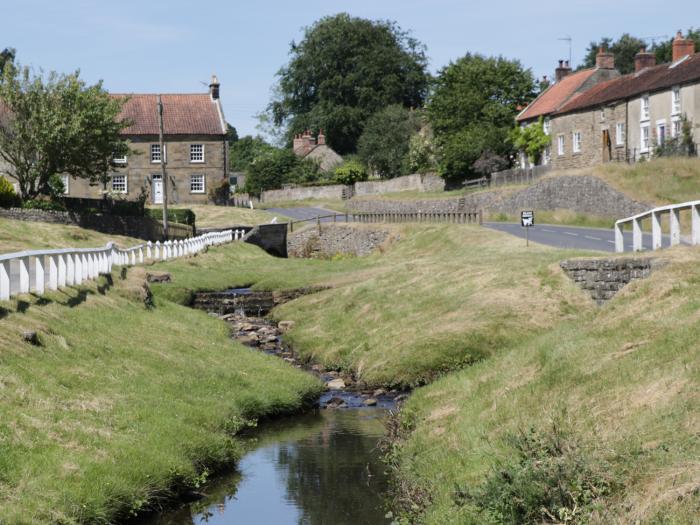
[278,320,295,332]
[326,378,346,390]
[372,389,386,397]
[325,396,346,409]
[363,398,378,407]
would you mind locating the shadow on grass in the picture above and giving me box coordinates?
[16,300,30,313]
[0,306,9,319]
[97,274,114,295]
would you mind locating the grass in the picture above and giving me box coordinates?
[0,251,321,523]
[0,218,144,253]
[486,209,616,229]
[258,198,347,212]
[147,204,275,228]
[152,224,596,387]
[391,245,700,523]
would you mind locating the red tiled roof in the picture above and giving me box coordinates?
[113,93,225,136]
[556,53,700,114]
[516,68,597,122]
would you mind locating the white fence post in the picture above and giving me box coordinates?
[47,255,58,291]
[670,208,681,246]
[58,254,67,287]
[0,260,10,300]
[66,253,76,285]
[31,255,45,294]
[651,211,662,250]
[632,218,643,251]
[693,204,700,246]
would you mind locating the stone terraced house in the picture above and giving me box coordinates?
[548,32,700,169]
[62,76,228,204]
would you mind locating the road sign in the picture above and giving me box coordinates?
[521,210,534,227]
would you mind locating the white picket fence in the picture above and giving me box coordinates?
[615,200,700,252]
[0,229,246,300]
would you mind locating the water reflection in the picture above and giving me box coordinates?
[146,409,391,525]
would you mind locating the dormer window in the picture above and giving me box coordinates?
[672,86,681,115]
[641,95,650,121]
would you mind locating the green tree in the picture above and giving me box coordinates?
[226,123,238,143]
[229,135,276,172]
[334,160,367,185]
[407,126,437,174]
[243,149,322,195]
[0,47,15,74]
[428,54,535,181]
[510,118,551,165]
[654,29,700,63]
[269,13,429,155]
[357,105,421,178]
[0,64,129,199]
[581,34,647,74]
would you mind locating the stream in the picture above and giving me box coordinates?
[142,288,396,524]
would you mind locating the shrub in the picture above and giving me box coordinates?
[334,160,368,185]
[208,180,231,205]
[462,422,619,524]
[21,199,66,211]
[0,176,21,208]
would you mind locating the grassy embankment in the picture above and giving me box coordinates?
[144,204,275,229]
[0,220,321,524]
[154,219,700,522]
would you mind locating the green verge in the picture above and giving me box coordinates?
[0,263,321,524]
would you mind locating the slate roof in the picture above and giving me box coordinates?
[516,68,598,122]
[112,93,225,136]
[556,53,700,115]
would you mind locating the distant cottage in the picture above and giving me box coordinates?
[516,32,700,170]
[61,76,229,204]
[292,129,343,172]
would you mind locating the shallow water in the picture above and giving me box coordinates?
[145,408,392,525]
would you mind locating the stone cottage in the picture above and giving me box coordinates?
[549,32,700,169]
[292,129,343,172]
[515,50,621,167]
[5,76,229,205]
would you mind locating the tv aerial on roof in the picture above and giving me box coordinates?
[558,35,572,66]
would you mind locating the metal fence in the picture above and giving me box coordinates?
[287,211,482,232]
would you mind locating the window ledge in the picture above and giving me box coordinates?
[190,160,205,164]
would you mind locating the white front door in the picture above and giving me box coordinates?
[152,174,163,204]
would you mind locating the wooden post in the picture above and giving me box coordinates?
[317,215,321,234]
[157,95,169,240]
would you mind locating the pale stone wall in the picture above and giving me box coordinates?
[287,225,389,258]
[354,173,444,196]
[560,257,655,304]
[262,184,347,202]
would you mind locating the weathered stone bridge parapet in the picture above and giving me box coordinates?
[560,257,657,305]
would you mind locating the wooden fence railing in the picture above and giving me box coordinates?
[287,210,482,232]
[0,229,246,301]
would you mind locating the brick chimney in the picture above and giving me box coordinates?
[555,60,572,82]
[596,47,615,70]
[209,74,220,100]
[293,133,304,153]
[673,31,695,62]
[634,48,656,72]
[317,129,326,146]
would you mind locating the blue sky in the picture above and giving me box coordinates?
[2,0,694,138]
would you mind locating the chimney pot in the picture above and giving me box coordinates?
[634,48,656,72]
[595,48,615,70]
[555,59,572,82]
[672,31,695,62]
[209,74,220,100]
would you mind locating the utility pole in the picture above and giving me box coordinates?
[157,95,169,239]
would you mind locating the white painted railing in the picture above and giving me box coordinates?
[615,200,700,252]
[0,229,246,300]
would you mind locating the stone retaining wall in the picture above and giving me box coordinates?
[262,185,347,203]
[347,175,649,219]
[0,207,192,240]
[560,257,656,304]
[287,225,389,258]
[354,173,444,196]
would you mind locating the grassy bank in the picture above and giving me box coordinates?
[0,250,321,523]
[390,246,700,523]
[164,204,275,228]
[152,224,595,387]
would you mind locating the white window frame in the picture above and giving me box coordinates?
[150,144,166,163]
[671,86,681,116]
[656,120,667,146]
[190,174,205,194]
[61,174,70,195]
[640,123,650,153]
[189,144,205,163]
[641,95,650,122]
[111,174,128,194]
[542,118,550,136]
[543,146,551,165]
[572,131,582,153]
[112,153,127,164]
[557,134,565,156]
[671,116,682,138]
[615,123,625,146]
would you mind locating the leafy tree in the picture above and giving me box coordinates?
[269,13,429,155]
[243,149,322,195]
[407,126,437,174]
[428,54,535,181]
[0,47,15,74]
[581,34,647,74]
[225,123,238,143]
[510,118,551,165]
[229,135,275,172]
[473,151,509,177]
[0,64,129,199]
[334,160,367,185]
[357,105,421,178]
[654,29,700,63]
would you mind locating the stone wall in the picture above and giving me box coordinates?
[287,225,389,258]
[262,184,347,203]
[243,223,288,258]
[353,173,444,196]
[560,257,655,304]
[0,207,193,240]
[347,174,649,219]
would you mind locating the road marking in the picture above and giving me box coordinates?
[542,229,555,233]
[585,235,601,241]
[607,240,615,244]
[563,232,578,236]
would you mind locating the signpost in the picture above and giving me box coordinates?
[521,210,534,246]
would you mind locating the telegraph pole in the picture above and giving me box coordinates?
[157,95,169,239]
